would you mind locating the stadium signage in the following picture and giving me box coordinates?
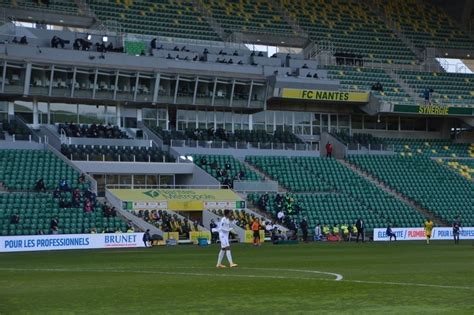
[110,189,244,211]
[0,233,145,252]
[393,104,473,116]
[281,88,369,103]
[418,105,448,115]
[373,227,474,241]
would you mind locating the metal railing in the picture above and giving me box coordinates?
[68,153,172,163]
[347,143,396,153]
[169,139,312,151]
[106,184,226,190]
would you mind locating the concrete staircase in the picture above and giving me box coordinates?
[241,159,288,193]
[338,158,448,226]
[192,0,229,41]
[384,68,422,103]
[268,0,308,37]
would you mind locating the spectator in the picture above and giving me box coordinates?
[258,51,264,57]
[59,178,70,192]
[306,73,312,78]
[233,50,239,56]
[72,189,81,207]
[355,217,365,243]
[423,88,433,105]
[19,36,28,45]
[325,141,333,158]
[78,173,86,184]
[10,213,20,224]
[225,162,231,170]
[83,198,93,213]
[314,223,322,241]
[237,170,245,180]
[313,73,319,79]
[210,160,218,170]
[277,209,285,223]
[302,63,308,69]
[143,229,151,247]
[173,46,179,51]
[34,178,46,192]
[386,224,396,241]
[12,37,18,44]
[371,81,383,92]
[200,157,207,166]
[300,218,309,242]
[166,53,173,60]
[150,38,157,49]
[50,217,59,230]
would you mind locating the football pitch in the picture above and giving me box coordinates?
[0,241,472,314]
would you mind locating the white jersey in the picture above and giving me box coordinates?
[216,217,232,248]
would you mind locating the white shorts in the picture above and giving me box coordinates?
[219,235,230,248]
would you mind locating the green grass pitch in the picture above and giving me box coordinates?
[0,241,472,314]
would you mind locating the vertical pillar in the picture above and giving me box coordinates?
[116,103,121,127]
[32,99,39,128]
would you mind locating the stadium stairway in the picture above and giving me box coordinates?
[339,159,446,226]
[383,69,423,104]
[240,158,288,193]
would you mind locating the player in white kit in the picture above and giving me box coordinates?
[213,209,238,268]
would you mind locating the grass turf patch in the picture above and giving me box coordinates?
[0,241,472,314]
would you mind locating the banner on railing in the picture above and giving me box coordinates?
[373,227,474,241]
[0,233,145,253]
[113,189,245,211]
[281,88,369,103]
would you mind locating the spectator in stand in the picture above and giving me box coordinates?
[371,81,384,92]
[10,213,20,224]
[34,178,46,192]
[302,63,308,69]
[325,141,333,158]
[12,37,18,44]
[200,157,207,166]
[78,173,86,184]
[59,178,70,192]
[277,209,285,224]
[225,162,231,170]
[423,88,433,105]
[210,160,218,170]
[50,217,59,231]
[150,38,157,49]
[72,189,81,207]
[300,217,309,242]
[19,36,28,45]
[314,223,322,241]
[83,198,93,213]
[237,170,245,180]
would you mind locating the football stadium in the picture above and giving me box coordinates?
[0,0,473,313]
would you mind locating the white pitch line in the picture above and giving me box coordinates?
[0,267,341,282]
[0,267,472,290]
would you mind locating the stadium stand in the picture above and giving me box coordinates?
[396,70,474,107]
[149,126,303,147]
[202,0,294,35]
[348,155,474,226]
[61,144,175,162]
[2,120,31,141]
[0,0,80,15]
[58,123,129,139]
[324,65,413,104]
[442,159,474,180]
[133,209,200,239]
[281,0,418,64]
[0,149,127,236]
[247,156,426,230]
[377,0,474,50]
[192,154,261,186]
[382,138,471,157]
[88,0,221,41]
[0,149,81,190]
